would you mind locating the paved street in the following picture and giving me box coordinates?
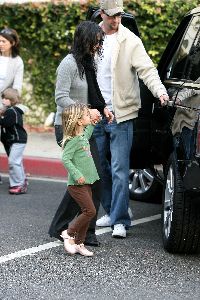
[0,176,200,300]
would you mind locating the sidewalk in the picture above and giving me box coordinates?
[0,127,67,179]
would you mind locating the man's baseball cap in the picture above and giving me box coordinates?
[100,0,124,16]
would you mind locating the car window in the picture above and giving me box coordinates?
[167,15,200,81]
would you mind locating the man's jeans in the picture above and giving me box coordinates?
[93,118,133,228]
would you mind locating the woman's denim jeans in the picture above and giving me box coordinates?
[93,118,133,228]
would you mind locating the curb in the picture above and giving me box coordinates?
[0,154,67,179]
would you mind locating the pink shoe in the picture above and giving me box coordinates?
[75,244,94,257]
[60,230,76,255]
[9,185,27,195]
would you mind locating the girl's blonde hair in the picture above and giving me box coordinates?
[62,103,88,148]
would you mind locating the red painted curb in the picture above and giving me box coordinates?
[0,154,67,179]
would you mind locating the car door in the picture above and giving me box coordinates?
[143,9,200,167]
[163,11,200,156]
[164,12,200,96]
[129,8,200,203]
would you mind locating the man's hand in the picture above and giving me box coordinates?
[77,177,85,184]
[159,94,169,106]
[103,107,114,123]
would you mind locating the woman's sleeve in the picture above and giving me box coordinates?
[62,140,83,181]
[55,57,77,108]
[13,57,24,96]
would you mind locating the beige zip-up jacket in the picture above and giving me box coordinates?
[100,23,167,123]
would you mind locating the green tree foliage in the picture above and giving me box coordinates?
[125,0,199,62]
[0,0,199,123]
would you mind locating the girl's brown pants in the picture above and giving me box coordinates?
[67,184,96,244]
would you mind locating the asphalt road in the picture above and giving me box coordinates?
[0,176,200,300]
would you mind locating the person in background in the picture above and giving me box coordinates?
[95,0,169,238]
[0,28,24,184]
[61,103,100,257]
[0,88,27,194]
[48,21,113,247]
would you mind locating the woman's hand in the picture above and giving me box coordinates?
[89,109,101,125]
[77,177,85,184]
[103,107,114,123]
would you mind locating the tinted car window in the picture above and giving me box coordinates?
[167,15,200,81]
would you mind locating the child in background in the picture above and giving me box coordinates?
[61,103,99,257]
[0,88,28,194]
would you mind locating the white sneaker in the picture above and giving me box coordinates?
[112,224,126,238]
[96,214,111,227]
[96,208,133,227]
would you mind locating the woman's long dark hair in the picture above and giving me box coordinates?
[0,28,20,57]
[71,21,104,78]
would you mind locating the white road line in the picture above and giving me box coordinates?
[0,214,161,265]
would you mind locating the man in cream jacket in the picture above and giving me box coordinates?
[95,0,169,237]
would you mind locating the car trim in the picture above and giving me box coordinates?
[164,79,200,90]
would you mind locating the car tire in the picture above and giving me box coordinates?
[129,168,162,203]
[162,153,200,254]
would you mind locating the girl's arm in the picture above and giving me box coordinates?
[62,139,83,182]
[83,125,94,140]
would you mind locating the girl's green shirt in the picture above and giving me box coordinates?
[62,124,99,185]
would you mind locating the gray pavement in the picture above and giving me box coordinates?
[1,176,200,300]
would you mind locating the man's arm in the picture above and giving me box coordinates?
[131,37,169,104]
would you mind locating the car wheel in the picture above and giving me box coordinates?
[129,168,162,203]
[162,153,200,254]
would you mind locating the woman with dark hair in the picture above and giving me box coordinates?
[0,28,24,184]
[49,21,113,247]
[0,28,24,109]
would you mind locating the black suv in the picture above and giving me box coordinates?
[87,7,200,254]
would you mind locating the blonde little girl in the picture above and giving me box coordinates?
[61,103,100,257]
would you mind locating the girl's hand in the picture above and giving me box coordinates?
[77,177,85,184]
[104,107,114,123]
[89,109,101,125]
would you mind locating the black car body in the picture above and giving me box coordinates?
[88,7,200,254]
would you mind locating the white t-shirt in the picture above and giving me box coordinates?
[97,33,117,111]
[0,56,9,90]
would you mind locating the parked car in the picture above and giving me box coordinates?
[87,6,200,254]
